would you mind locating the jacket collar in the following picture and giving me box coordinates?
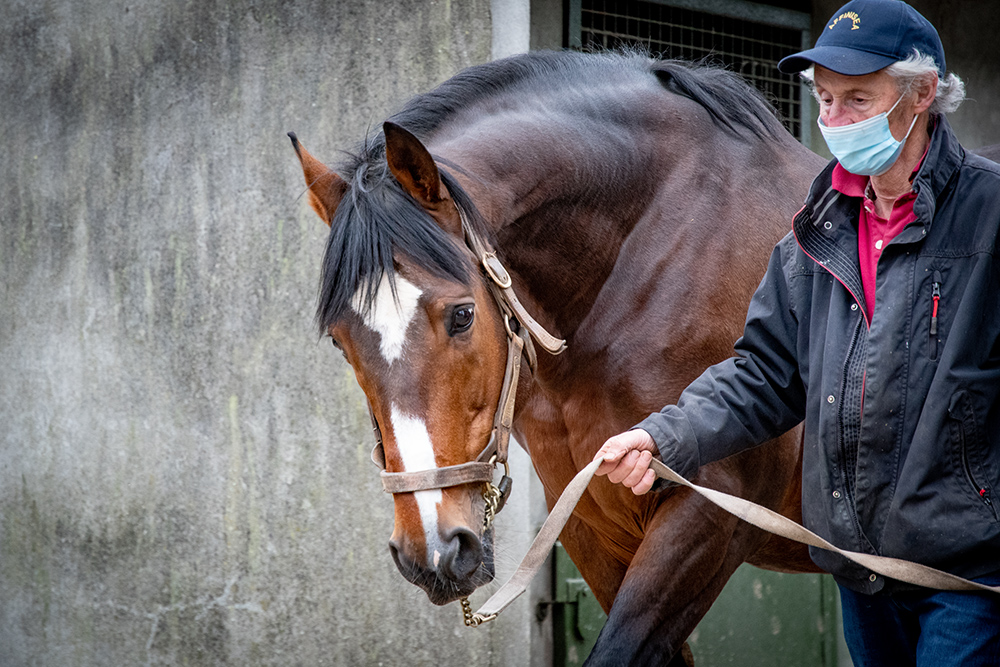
[910,114,963,227]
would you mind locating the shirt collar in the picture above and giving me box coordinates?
[830,162,868,198]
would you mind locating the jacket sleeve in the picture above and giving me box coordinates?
[635,237,807,481]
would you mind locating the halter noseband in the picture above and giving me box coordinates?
[366,207,566,522]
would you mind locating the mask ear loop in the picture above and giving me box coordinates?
[890,82,923,148]
[886,87,920,143]
[898,112,920,143]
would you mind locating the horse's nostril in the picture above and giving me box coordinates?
[440,527,483,581]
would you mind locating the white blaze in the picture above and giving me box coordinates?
[390,405,444,561]
[351,272,422,364]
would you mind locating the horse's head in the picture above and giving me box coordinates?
[290,124,521,604]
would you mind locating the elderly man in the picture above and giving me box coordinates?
[595,0,1000,664]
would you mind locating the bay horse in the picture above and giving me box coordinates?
[291,51,826,665]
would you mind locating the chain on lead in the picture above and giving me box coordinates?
[482,455,511,530]
[462,479,504,627]
[461,457,507,627]
[461,596,477,626]
[460,596,496,627]
[483,482,502,530]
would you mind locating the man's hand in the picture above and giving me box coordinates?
[594,429,659,495]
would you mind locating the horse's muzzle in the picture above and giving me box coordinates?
[389,527,495,605]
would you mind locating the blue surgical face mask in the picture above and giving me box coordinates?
[817,93,919,176]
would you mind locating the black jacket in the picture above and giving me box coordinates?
[638,116,1000,593]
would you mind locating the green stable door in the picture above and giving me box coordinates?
[550,543,851,666]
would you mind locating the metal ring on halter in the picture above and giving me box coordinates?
[503,313,516,338]
[488,454,510,479]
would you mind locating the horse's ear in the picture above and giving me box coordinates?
[288,132,347,226]
[383,122,448,209]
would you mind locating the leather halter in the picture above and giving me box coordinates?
[366,207,566,517]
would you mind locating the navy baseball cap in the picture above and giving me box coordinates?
[778,0,946,76]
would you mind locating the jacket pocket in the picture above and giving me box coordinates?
[950,391,998,522]
[929,270,942,361]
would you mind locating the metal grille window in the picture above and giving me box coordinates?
[568,0,811,143]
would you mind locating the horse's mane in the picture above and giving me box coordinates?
[317,51,787,332]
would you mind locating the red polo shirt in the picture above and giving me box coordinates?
[830,154,926,323]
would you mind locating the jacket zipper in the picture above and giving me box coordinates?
[795,221,872,545]
[929,271,941,360]
[839,317,867,537]
[959,420,998,520]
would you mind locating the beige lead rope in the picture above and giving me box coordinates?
[469,456,1000,625]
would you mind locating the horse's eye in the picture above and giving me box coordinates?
[330,336,343,351]
[449,304,475,336]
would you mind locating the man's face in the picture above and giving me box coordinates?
[813,65,915,140]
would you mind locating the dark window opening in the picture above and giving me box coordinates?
[573,0,809,141]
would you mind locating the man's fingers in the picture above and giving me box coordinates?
[594,440,625,475]
[631,468,657,495]
[621,450,653,488]
[606,449,641,485]
[594,434,632,475]
[594,459,619,476]
[594,434,631,462]
[594,429,655,474]
[600,450,658,496]
[591,428,659,495]
[594,448,625,475]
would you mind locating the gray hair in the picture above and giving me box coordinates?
[885,51,965,114]
[799,51,966,115]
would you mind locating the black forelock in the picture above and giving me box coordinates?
[315,164,477,334]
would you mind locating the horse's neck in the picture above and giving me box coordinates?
[447,147,651,340]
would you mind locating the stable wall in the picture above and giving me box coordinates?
[0,1,548,665]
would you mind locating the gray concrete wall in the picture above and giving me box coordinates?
[493,0,531,58]
[0,1,549,665]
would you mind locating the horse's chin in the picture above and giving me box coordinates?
[423,559,496,605]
